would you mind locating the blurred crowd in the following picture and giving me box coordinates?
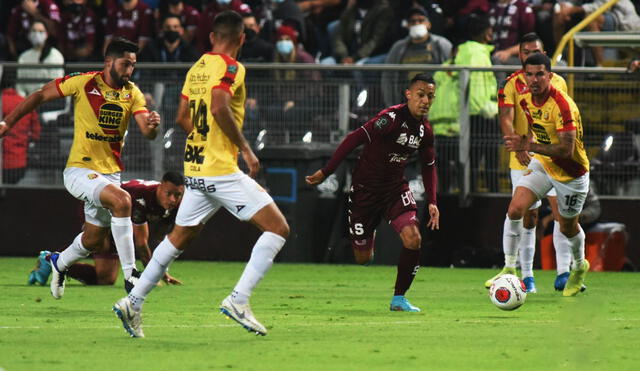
[1,0,640,69]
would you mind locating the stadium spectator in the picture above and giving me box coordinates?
[104,0,154,55]
[439,0,490,43]
[486,33,567,293]
[1,72,41,184]
[15,21,65,98]
[555,0,640,66]
[325,0,393,65]
[489,0,535,70]
[502,53,590,297]
[197,0,251,53]
[58,0,97,61]
[138,15,200,64]
[524,0,556,53]
[239,12,274,63]
[381,7,452,107]
[115,11,290,338]
[0,38,161,301]
[32,173,185,286]
[456,14,499,193]
[156,0,200,44]
[299,0,348,60]
[6,0,61,60]
[306,73,440,313]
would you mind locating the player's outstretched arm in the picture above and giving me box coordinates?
[0,80,60,138]
[306,127,368,185]
[210,89,259,178]
[134,110,160,140]
[305,170,326,185]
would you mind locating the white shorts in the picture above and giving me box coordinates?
[510,168,557,210]
[515,158,589,218]
[176,172,274,226]
[63,167,121,227]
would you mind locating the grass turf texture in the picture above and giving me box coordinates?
[1,258,638,370]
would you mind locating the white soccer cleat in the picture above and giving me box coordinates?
[220,296,268,336]
[48,252,66,299]
[113,297,144,338]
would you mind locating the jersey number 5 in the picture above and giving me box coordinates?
[190,99,210,140]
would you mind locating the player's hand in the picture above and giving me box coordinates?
[242,148,260,178]
[163,272,183,285]
[305,169,325,185]
[147,110,160,129]
[504,134,527,152]
[0,121,9,138]
[426,203,440,230]
[515,150,531,166]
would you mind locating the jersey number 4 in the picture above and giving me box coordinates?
[189,99,210,140]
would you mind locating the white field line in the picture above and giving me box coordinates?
[0,318,637,330]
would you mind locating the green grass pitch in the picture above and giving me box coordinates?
[1,258,638,370]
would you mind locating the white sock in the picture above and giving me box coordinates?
[57,233,91,271]
[519,226,536,278]
[232,232,286,304]
[553,221,572,275]
[503,216,522,268]
[111,216,135,279]
[129,237,182,311]
[567,227,585,269]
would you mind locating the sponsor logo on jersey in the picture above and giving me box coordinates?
[401,122,408,129]
[85,131,123,142]
[388,153,409,163]
[189,72,210,83]
[408,135,422,149]
[531,123,551,144]
[532,109,543,120]
[184,144,205,164]
[396,133,408,145]
[98,103,124,129]
[236,205,245,212]
[184,177,216,192]
[544,111,550,120]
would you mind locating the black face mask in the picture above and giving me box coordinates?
[356,0,374,9]
[244,28,257,41]
[68,3,84,15]
[164,30,180,43]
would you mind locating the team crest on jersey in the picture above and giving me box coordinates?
[87,173,98,180]
[105,91,119,101]
[532,109,543,119]
[374,116,389,130]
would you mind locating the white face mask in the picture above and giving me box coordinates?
[28,30,47,47]
[409,24,428,40]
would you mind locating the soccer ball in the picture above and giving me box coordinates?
[489,274,527,311]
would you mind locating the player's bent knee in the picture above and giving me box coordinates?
[507,204,525,220]
[403,233,421,250]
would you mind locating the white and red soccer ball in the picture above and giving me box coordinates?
[489,274,527,311]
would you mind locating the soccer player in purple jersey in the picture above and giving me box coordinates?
[306,74,440,312]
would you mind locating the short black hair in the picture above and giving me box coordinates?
[162,14,183,27]
[212,10,244,41]
[104,37,138,59]
[466,14,491,40]
[519,32,544,49]
[410,73,435,88]
[524,53,552,72]
[162,171,185,186]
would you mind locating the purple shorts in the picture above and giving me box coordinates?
[347,182,419,241]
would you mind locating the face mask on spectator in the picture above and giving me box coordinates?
[28,31,47,47]
[244,28,257,41]
[276,40,294,55]
[218,0,232,5]
[68,3,84,15]
[409,24,428,39]
[164,30,181,43]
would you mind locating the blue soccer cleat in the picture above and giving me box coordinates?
[523,276,537,293]
[554,272,570,291]
[390,295,421,312]
[27,251,52,286]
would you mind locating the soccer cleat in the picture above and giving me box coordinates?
[484,267,517,288]
[113,297,144,338]
[563,260,590,297]
[124,269,141,294]
[28,250,52,285]
[389,295,421,312]
[554,272,570,291]
[220,296,267,336]
[48,252,66,299]
[522,276,537,293]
